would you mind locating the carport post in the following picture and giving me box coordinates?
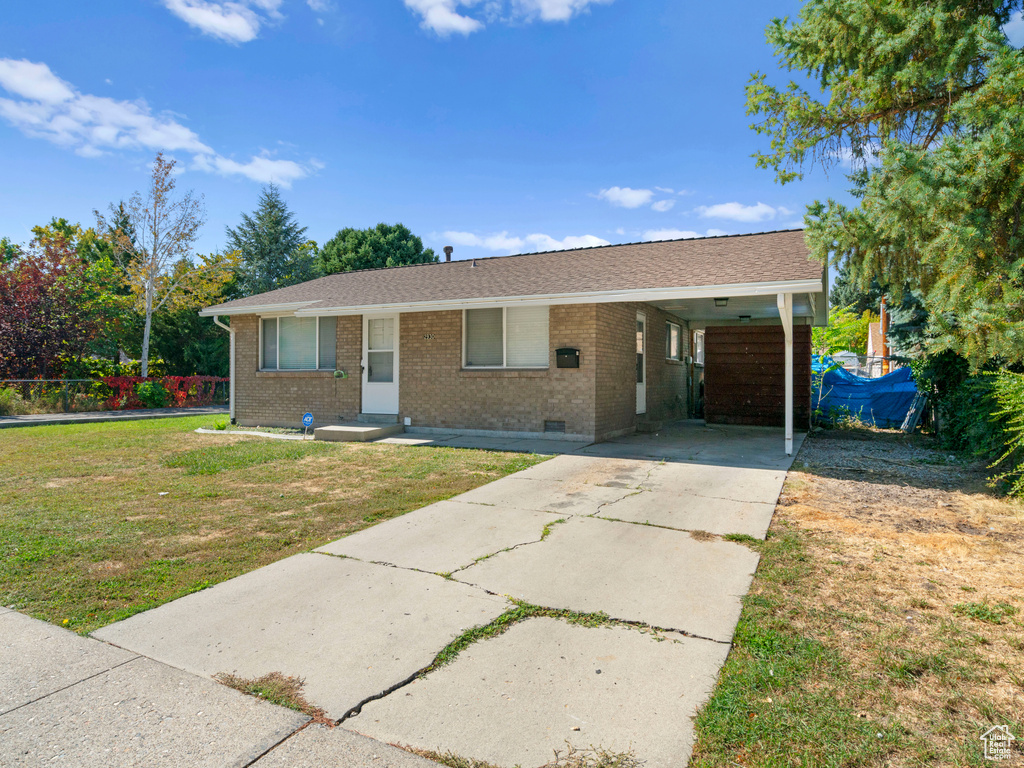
[777,293,794,456]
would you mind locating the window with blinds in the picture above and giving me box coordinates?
[260,316,337,371]
[464,306,549,368]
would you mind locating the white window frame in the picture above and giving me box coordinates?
[462,306,550,369]
[693,330,705,366]
[259,315,335,371]
[666,321,682,361]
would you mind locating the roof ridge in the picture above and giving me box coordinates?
[332,228,807,276]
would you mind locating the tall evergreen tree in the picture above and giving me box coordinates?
[316,222,437,275]
[830,258,881,314]
[747,0,1024,366]
[227,185,317,297]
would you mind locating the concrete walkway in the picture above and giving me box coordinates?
[5,422,803,767]
[0,405,228,429]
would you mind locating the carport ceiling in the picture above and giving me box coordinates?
[652,293,815,322]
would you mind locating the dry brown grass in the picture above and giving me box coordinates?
[778,429,1024,765]
[215,671,332,725]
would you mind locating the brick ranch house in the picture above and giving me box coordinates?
[200,229,827,455]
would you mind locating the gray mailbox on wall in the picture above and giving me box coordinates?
[556,347,581,368]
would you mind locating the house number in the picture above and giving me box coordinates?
[423,333,436,340]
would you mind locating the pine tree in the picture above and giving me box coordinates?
[228,185,317,297]
[747,0,1024,366]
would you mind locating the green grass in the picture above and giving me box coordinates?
[691,527,907,767]
[952,601,1019,625]
[0,416,545,633]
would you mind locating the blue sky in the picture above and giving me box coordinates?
[2,2,1022,262]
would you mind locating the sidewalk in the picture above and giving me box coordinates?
[0,405,228,430]
[0,608,436,767]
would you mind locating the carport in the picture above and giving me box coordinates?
[649,284,824,455]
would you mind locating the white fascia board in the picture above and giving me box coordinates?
[296,278,826,317]
[198,300,319,317]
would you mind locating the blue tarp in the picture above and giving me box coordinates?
[812,356,919,428]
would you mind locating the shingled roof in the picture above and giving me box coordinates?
[201,229,822,316]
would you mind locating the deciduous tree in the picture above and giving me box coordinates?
[317,222,437,275]
[97,153,234,376]
[0,235,96,379]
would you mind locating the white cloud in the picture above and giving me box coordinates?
[0,58,315,187]
[642,229,700,241]
[161,0,283,44]
[650,199,675,212]
[441,230,609,254]
[307,0,332,11]
[696,202,778,223]
[597,186,654,209]
[1005,11,1024,47]
[443,230,524,251]
[0,59,75,103]
[192,152,310,185]
[642,228,728,241]
[513,0,613,22]
[524,232,610,251]
[404,0,483,35]
[405,0,611,35]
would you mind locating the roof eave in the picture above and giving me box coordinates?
[294,277,826,317]
[198,300,320,317]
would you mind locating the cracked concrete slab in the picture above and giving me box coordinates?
[511,454,657,488]
[599,490,777,539]
[252,724,439,767]
[93,554,508,718]
[578,424,804,470]
[0,610,137,715]
[454,476,635,516]
[316,500,564,573]
[0,656,307,768]
[457,516,759,642]
[346,617,730,768]
[640,462,787,504]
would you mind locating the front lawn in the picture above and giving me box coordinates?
[0,416,544,633]
[692,429,1024,767]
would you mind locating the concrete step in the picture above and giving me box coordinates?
[636,420,664,434]
[314,423,405,442]
[357,413,400,424]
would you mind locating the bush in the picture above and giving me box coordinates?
[989,370,1024,497]
[935,368,1024,498]
[134,381,170,408]
[0,387,28,416]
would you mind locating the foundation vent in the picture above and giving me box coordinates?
[544,420,566,433]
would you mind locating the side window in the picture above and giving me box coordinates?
[666,322,681,360]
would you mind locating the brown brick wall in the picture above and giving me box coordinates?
[231,303,688,439]
[233,314,362,428]
[703,324,812,427]
[398,306,598,439]
[594,303,689,440]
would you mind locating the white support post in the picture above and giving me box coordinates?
[777,293,794,456]
[211,315,235,423]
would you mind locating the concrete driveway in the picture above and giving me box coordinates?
[92,422,804,768]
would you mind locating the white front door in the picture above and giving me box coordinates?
[362,315,399,414]
[636,312,647,415]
